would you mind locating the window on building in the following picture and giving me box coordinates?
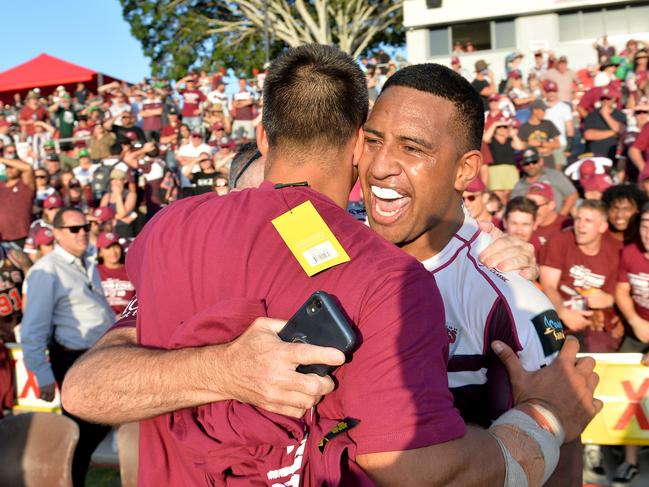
[453,21,491,51]
[494,19,516,50]
[429,27,450,56]
[559,3,649,42]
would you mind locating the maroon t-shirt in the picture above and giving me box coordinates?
[0,181,34,241]
[19,106,48,136]
[533,214,569,248]
[180,89,206,117]
[541,230,621,351]
[126,182,464,486]
[98,264,135,316]
[632,123,649,164]
[619,242,649,322]
[141,98,163,131]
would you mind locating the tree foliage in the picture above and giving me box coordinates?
[120,0,404,79]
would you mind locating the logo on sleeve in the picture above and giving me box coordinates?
[531,310,565,357]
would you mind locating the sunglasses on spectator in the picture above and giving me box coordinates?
[198,158,210,163]
[636,111,649,115]
[56,224,90,233]
[462,194,478,202]
[521,160,540,166]
[35,174,48,179]
[232,150,262,189]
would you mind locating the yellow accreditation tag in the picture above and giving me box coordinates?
[272,200,350,276]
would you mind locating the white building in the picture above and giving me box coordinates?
[404,0,649,80]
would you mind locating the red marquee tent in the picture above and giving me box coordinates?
[0,53,122,103]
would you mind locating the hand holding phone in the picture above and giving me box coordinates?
[278,291,357,376]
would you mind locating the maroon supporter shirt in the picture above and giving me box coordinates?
[180,89,206,117]
[533,214,569,248]
[141,98,163,131]
[19,106,48,136]
[541,230,621,352]
[632,123,649,164]
[0,181,34,241]
[98,265,135,316]
[619,242,649,322]
[125,182,464,486]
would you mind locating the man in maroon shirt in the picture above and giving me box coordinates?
[96,232,134,316]
[540,200,622,352]
[140,87,163,142]
[175,76,206,131]
[64,47,600,486]
[0,146,35,245]
[629,99,649,177]
[527,182,570,248]
[19,92,48,139]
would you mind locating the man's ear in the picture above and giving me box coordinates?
[352,127,365,168]
[454,150,483,192]
[256,123,269,156]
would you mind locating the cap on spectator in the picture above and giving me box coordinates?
[530,99,548,111]
[168,107,179,115]
[78,148,90,158]
[521,147,540,164]
[579,159,597,180]
[43,194,63,209]
[582,174,613,193]
[475,60,489,72]
[505,52,524,64]
[219,136,233,148]
[96,232,121,249]
[600,87,619,99]
[465,178,486,193]
[68,178,81,188]
[110,169,127,180]
[44,140,56,149]
[507,70,522,80]
[451,56,460,65]
[558,55,568,63]
[212,122,225,131]
[191,129,203,137]
[534,50,543,58]
[90,206,116,223]
[488,93,500,102]
[34,227,55,247]
[543,81,558,92]
[25,91,39,100]
[526,182,554,202]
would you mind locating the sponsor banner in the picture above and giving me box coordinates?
[581,353,649,446]
[6,343,61,414]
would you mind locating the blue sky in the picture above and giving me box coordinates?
[0,1,151,83]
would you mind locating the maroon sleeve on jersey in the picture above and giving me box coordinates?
[104,296,138,335]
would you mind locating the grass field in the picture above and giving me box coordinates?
[86,467,121,487]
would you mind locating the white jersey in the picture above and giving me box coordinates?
[420,213,565,425]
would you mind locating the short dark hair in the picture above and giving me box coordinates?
[109,142,122,156]
[229,141,260,190]
[380,63,485,155]
[504,196,538,221]
[578,199,608,218]
[601,184,648,211]
[262,44,368,156]
[641,201,649,218]
[53,207,85,228]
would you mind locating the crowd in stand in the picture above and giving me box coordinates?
[0,38,649,485]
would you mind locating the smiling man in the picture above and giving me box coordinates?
[357,64,579,485]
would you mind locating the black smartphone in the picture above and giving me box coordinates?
[278,291,357,376]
